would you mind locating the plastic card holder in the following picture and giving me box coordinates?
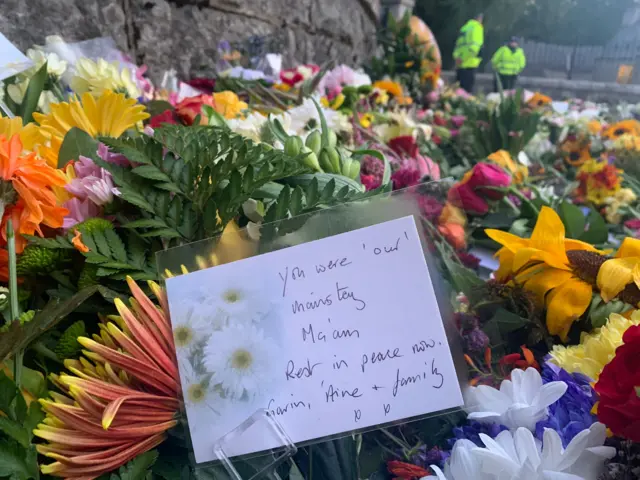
[158,182,481,475]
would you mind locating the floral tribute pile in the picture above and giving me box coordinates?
[1,14,640,480]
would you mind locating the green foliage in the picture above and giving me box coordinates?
[107,450,158,480]
[0,439,39,480]
[462,89,541,158]
[0,372,43,480]
[57,127,99,167]
[16,246,70,276]
[0,286,99,362]
[54,320,86,359]
[557,200,608,244]
[367,12,436,96]
[19,62,48,125]
[260,175,390,241]
[294,438,358,480]
[97,125,311,245]
[76,222,156,282]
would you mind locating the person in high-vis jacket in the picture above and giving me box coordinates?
[453,13,484,93]
[491,37,526,91]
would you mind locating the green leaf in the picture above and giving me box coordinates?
[0,371,17,415]
[121,218,169,230]
[558,201,585,239]
[24,402,44,438]
[443,256,484,300]
[19,61,48,125]
[144,100,174,117]
[0,286,100,362]
[0,417,29,448]
[21,235,73,250]
[294,437,358,480]
[489,307,530,334]
[54,320,86,359]
[57,127,99,167]
[112,449,158,480]
[104,229,128,263]
[0,440,38,480]
[580,209,608,244]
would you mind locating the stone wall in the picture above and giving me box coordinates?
[0,0,380,80]
[442,71,640,104]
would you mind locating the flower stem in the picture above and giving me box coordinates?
[7,220,23,389]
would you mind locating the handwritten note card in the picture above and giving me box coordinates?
[166,215,463,463]
[0,33,33,81]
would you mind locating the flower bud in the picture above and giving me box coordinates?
[305,130,322,156]
[301,146,322,172]
[328,130,338,148]
[348,160,361,180]
[319,149,334,173]
[284,136,303,157]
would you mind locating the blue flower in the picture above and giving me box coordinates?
[447,421,508,448]
[535,362,597,447]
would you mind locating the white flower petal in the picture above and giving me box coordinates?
[514,427,541,470]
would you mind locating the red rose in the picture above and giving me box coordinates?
[149,109,178,128]
[594,324,640,442]
[448,163,511,215]
[175,94,214,126]
[389,135,419,158]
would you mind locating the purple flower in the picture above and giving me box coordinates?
[66,156,115,206]
[410,446,450,470]
[534,362,597,447]
[448,421,508,448]
[97,143,130,167]
[63,198,101,230]
[463,328,490,355]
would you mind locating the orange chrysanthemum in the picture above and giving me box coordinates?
[35,277,180,479]
[0,134,68,253]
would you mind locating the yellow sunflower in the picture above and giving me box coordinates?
[487,150,528,183]
[602,119,640,140]
[559,138,591,167]
[486,207,602,340]
[33,90,149,166]
[596,237,640,304]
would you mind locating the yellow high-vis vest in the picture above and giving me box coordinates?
[453,19,484,69]
[491,46,526,75]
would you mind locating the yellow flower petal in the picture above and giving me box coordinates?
[546,278,592,341]
[597,257,640,302]
[529,207,569,265]
[522,268,574,306]
[485,229,529,252]
[616,237,640,258]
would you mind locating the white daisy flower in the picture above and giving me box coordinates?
[203,324,279,400]
[179,360,219,432]
[170,304,212,351]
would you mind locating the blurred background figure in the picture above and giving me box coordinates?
[453,13,484,93]
[491,37,526,91]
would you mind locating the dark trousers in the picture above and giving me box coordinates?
[494,74,518,91]
[456,68,476,93]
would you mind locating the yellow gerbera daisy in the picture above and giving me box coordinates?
[33,90,149,166]
[0,117,46,152]
[486,207,601,340]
